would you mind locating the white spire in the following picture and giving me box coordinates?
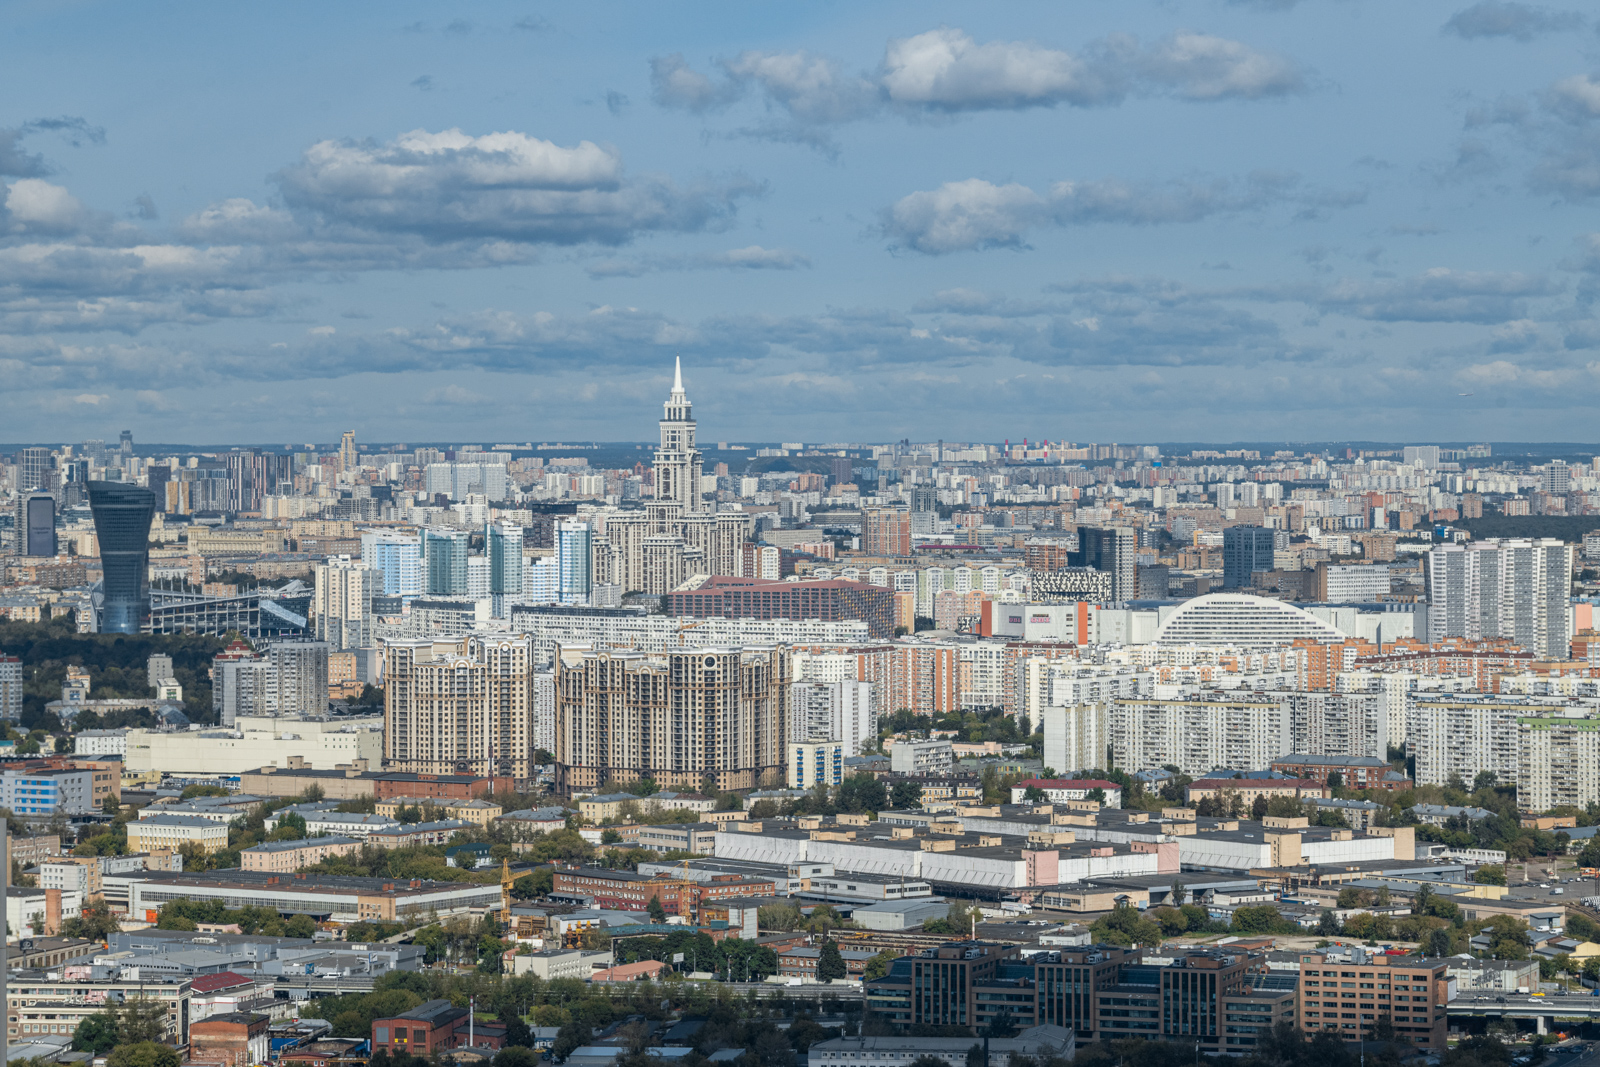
[673,355,683,394]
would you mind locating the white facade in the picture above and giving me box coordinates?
[510,609,868,667]
[311,556,375,651]
[1408,696,1553,789]
[1042,703,1109,776]
[361,531,424,598]
[533,670,556,756]
[1280,690,1386,760]
[1108,696,1293,777]
[123,715,383,774]
[889,738,953,776]
[0,655,22,720]
[74,729,128,757]
[790,680,875,756]
[1154,594,1348,647]
[1427,539,1574,658]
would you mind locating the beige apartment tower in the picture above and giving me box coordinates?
[554,646,790,796]
[384,633,536,780]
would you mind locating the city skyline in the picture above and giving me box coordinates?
[6,2,1600,442]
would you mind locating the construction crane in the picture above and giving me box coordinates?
[500,859,515,926]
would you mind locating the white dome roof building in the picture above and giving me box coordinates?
[1153,593,1349,648]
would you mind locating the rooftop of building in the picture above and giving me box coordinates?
[133,814,230,829]
[125,869,504,898]
[241,836,360,853]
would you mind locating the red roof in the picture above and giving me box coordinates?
[190,972,254,993]
[1020,779,1121,790]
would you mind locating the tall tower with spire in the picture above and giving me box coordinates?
[654,357,704,513]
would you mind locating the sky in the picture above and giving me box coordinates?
[5,1,1600,446]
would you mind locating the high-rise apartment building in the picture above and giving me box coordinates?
[384,633,536,780]
[226,449,292,513]
[1072,526,1137,601]
[1426,539,1573,658]
[0,654,22,720]
[16,492,56,557]
[789,679,875,755]
[423,528,469,596]
[338,431,357,473]
[654,357,704,514]
[554,646,790,795]
[88,480,156,634]
[555,521,592,604]
[909,485,938,537]
[487,523,524,596]
[361,531,424,598]
[589,363,753,595]
[19,446,52,493]
[312,556,375,651]
[1222,526,1276,590]
[266,640,330,715]
[863,507,911,557]
[211,637,328,721]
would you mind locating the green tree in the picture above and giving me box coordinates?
[59,896,120,940]
[647,897,667,924]
[891,781,924,809]
[863,949,897,981]
[1474,864,1507,886]
[106,1043,179,1067]
[553,1020,587,1061]
[71,1011,120,1054]
[1316,909,1342,937]
[284,913,318,939]
[494,1049,541,1067]
[816,939,847,982]
[115,996,172,1044]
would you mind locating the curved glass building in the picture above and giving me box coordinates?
[88,480,156,634]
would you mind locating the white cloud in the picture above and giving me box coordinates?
[5,179,89,233]
[650,53,741,112]
[880,28,1120,111]
[885,179,1048,254]
[885,173,1341,254]
[654,27,1308,138]
[272,128,749,245]
[725,51,878,124]
[1548,75,1600,122]
[1134,32,1305,101]
[1319,268,1557,323]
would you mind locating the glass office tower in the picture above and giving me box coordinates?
[88,480,156,634]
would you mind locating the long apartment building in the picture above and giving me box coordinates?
[1409,695,1600,809]
[1104,689,1388,777]
[554,645,790,795]
[384,632,537,781]
[508,604,868,667]
[1426,539,1573,658]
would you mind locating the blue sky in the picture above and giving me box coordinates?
[4,0,1600,445]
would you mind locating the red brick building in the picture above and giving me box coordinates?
[551,868,776,915]
[1271,755,1411,791]
[371,772,512,800]
[188,1012,270,1067]
[371,999,504,1056]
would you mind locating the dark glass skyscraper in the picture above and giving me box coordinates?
[88,480,156,634]
[1222,525,1278,589]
